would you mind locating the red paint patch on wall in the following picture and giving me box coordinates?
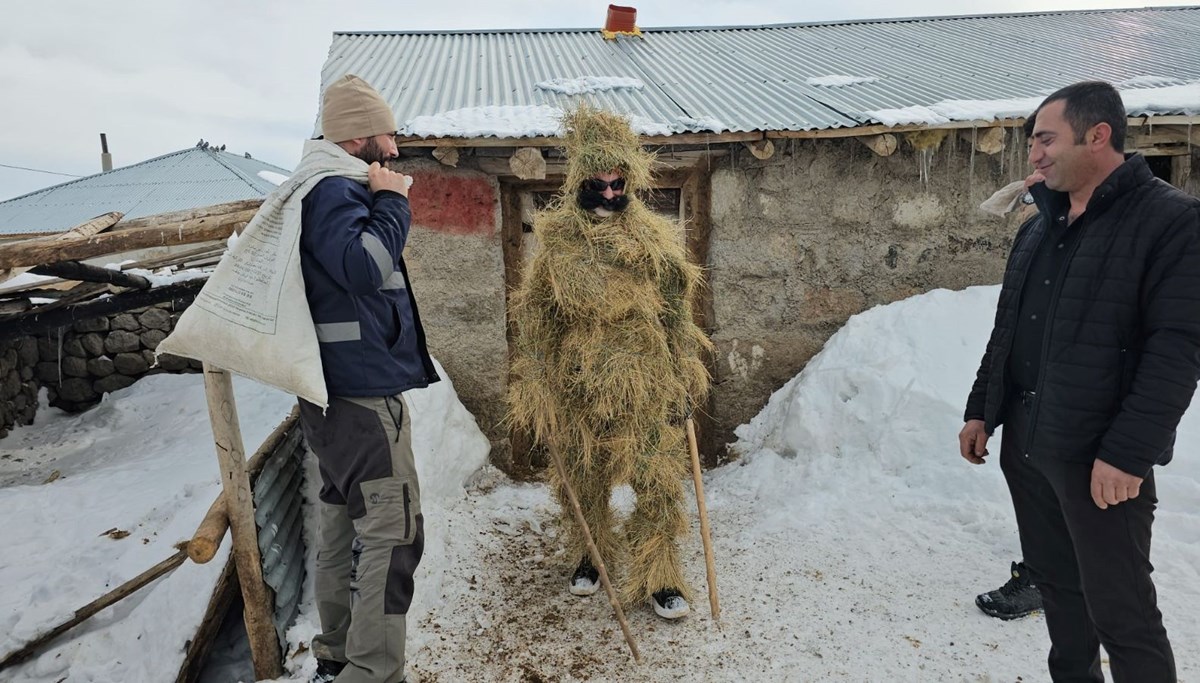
[406,171,496,235]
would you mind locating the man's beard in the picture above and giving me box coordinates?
[356,137,394,166]
[577,188,630,214]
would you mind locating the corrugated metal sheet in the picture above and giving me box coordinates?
[0,147,291,236]
[319,6,1200,139]
[252,426,306,647]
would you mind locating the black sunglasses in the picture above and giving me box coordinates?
[582,177,626,193]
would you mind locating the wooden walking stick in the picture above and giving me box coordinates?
[547,442,641,663]
[686,417,721,622]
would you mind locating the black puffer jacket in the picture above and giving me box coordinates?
[965,155,1200,477]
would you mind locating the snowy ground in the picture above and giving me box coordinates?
[4,285,1199,682]
[0,373,296,682]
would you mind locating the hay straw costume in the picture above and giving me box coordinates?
[507,107,711,610]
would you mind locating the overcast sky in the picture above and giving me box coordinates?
[0,0,1186,201]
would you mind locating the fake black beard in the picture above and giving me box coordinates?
[577,189,630,213]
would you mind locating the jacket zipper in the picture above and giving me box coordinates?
[403,482,412,540]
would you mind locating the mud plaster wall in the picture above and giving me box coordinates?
[707,134,1036,457]
[400,160,509,461]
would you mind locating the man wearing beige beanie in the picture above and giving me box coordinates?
[298,74,439,683]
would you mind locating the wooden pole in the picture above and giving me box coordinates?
[201,364,283,679]
[0,208,256,270]
[30,261,152,289]
[686,418,721,622]
[189,408,300,564]
[547,443,641,663]
[0,549,187,672]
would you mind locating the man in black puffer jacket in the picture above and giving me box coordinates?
[959,81,1200,683]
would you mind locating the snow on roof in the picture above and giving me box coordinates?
[865,81,1200,126]
[806,75,879,87]
[534,76,645,95]
[403,105,727,139]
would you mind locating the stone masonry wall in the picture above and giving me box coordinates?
[707,134,1034,458]
[0,302,200,436]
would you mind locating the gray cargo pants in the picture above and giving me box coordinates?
[298,394,423,683]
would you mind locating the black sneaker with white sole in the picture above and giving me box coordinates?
[570,557,600,596]
[651,588,690,619]
[976,561,1043,620]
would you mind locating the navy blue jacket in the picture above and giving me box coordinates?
[299,176,439,397]
[966,155,1200,476]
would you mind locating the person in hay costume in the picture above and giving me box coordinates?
[507,106,711,619]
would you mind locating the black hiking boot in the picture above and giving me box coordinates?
[569,556,600,596]
[311,659,346,683]
[975,561,1043,620]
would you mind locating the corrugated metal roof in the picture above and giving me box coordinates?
[253,425,307,648]
[0,147,291,236]
[319,6,1200,139]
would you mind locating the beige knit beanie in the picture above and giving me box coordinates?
[320,75,397,143]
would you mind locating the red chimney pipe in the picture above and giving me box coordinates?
[605,5,637,34]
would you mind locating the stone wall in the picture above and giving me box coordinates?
[0,302,200,435]
[0,338,39,439]
[401,161,510,464]
[707,134,1032,457]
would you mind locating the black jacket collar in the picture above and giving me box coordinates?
[1028,154,1154,222]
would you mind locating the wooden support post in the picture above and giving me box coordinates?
[202,364,283,680]
[959,127,1006,155]
[189,408,301,564]
[856,134,898,157]
[0,549,188,672]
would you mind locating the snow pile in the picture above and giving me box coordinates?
[534,76,644,95]
[866,81,1200,125]
[806,75,878,87]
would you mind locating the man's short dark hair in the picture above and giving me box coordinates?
[1037,81,1127,152]
[1022,112,1037,140]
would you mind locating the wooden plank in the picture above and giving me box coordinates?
[201,365,283,680]
[119,242,226,272]
[0,549,188,673]
[0,210,256,270]
[0,279,205,341]
[0,212,124,286]
[112,200,262,232]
